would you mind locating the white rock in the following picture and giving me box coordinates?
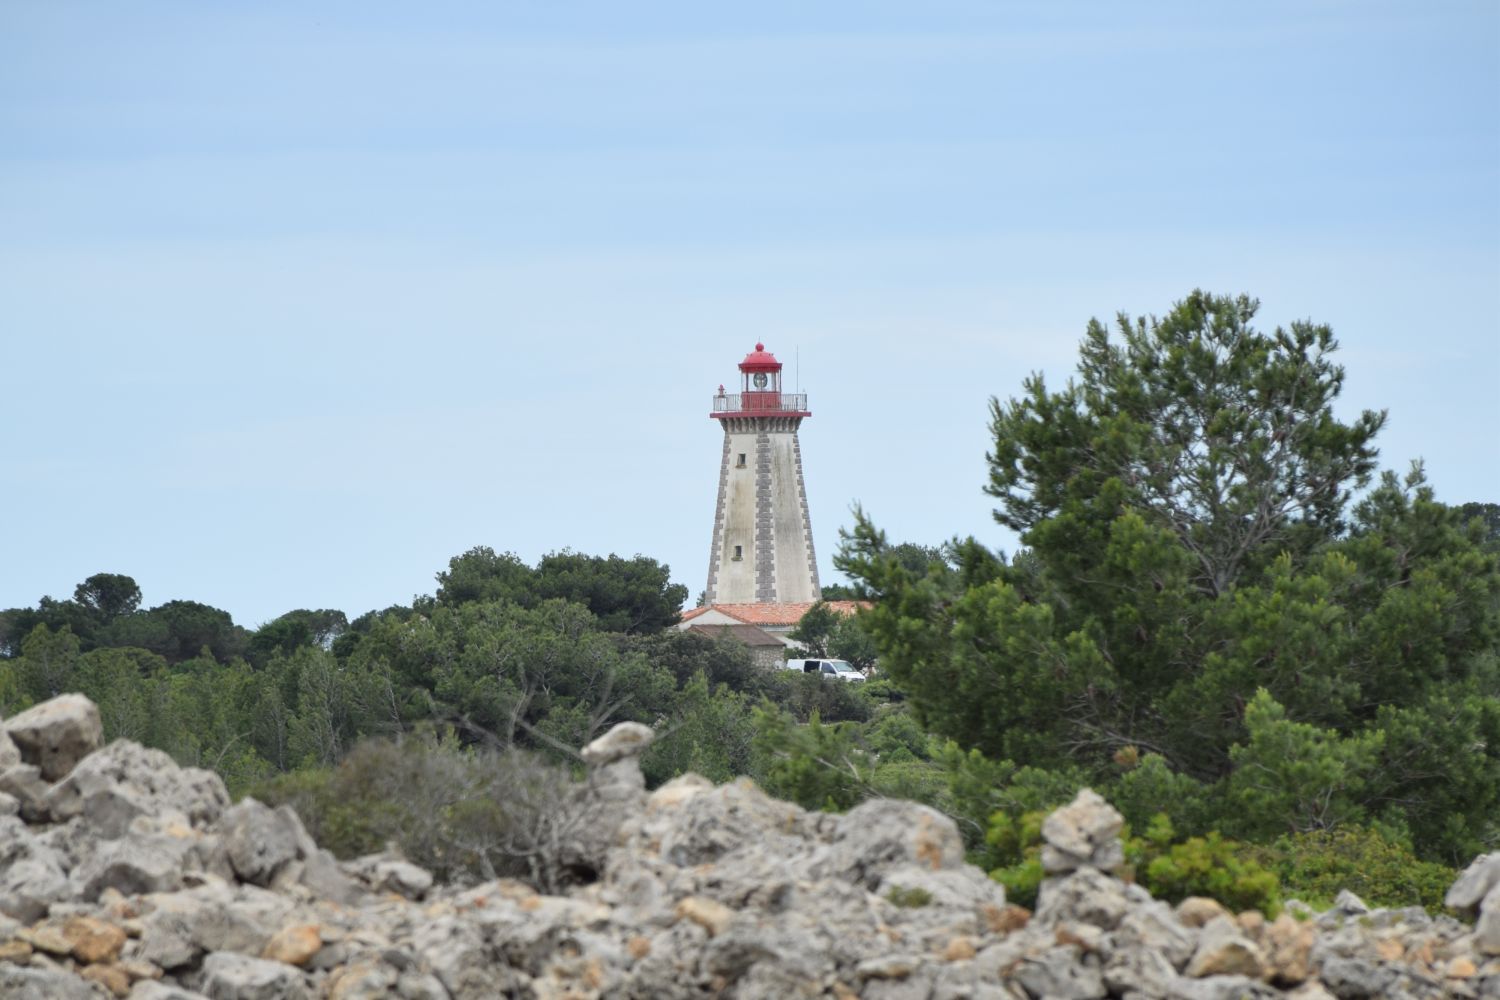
[1035,867,1128,930]
[581,721,655,765]
[200,950,310,1000]
[0,964,100,1000]
[1331,888,1369,915]
[0,817,70,922]
[46,740,228,837]
[1114,898,1199,969]
[372,859,433,900]
[1476,879,1500,957]
[72,831,192,899]
[129,983,214,1000]
[829,799,967,889]
[1184,915,1267,979]
[0,763,52,822]
[1446,852,1500,912]
[219,798,302,886]
[3,694,103,781]
[0,729,20,769]
[1040,789,1124,874]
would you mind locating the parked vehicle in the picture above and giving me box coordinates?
[783,658,865,682]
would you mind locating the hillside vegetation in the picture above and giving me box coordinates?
[2,291,1496,913]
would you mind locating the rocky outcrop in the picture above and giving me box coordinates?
[1448,853,1500,959]
[4,694,103,781]
[1,693,1497,998]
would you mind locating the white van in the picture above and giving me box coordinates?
[784,658,865,682]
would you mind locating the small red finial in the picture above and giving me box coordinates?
[718,384,725,394]
[755,342,764,352]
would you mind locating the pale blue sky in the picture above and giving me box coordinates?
[3,1,1497,628]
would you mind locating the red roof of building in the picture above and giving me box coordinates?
[680,601,869,628]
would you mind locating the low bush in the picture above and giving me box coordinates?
[984,810,1047,908]
[760,671,873,724]
[1127,814,1281,914]
[253,730,577,888]
[1251,827,1454,913]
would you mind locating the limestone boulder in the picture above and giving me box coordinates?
[137,881,295,969]
[0,763,52,823]
[581,721,654,765]
[634,775,818,871]
[1262,912,1315,985]
[131,983,216,1000]
[1104,945,1180,997]
[1185,915,1268,979]
[1176,896,1231,928]
[199,951,310,1000]
[552,723,657,885]
[1113,897,1199,969]
[3,693,103,781]
[1010,945,1107,999]
[46,740,228,837]
[343,856,432,901]
[1035,866,1129,930]
[0,816,71,922]
[1447,852,1500,913]
[0,728,20,770]
[1316,954,1398,998]
[827,798,967,889]
[1040,788,1125,874]
[410,912,530,999]
[217,799,303,887]
[1476,880,1500,957]
[72,830,195,900]
[285,845,360,905]
[0,964,101,1000]
[60,913,127,963]
[1167,974,1281,999]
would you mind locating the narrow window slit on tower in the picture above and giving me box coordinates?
[736,453,746,467]
[733,545,743,560]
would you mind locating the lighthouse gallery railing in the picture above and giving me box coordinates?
[710,393,808,414]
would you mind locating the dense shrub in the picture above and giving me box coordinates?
[761,671,873,724]
[1251,827,1455,913]
[641,672,759,786]
[984,810,1048,908]
[752,709,871,811]
[254,731,577,887]
[1126,815,1281,914]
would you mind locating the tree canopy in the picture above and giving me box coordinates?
[839,291,1500,861]
[435,547,686,633]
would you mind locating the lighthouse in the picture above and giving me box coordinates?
[703,343,820,605]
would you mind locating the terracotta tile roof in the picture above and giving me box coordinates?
[683,601,869,627]
[686,623,786,647]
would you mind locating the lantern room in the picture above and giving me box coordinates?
[739,342,782,396]
[710,343,810,418]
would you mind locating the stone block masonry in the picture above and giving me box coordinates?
[705,415,818,604]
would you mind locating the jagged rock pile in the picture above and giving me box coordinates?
[1,694,1497,999]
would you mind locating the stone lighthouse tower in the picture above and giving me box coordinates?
[704,343,820,604]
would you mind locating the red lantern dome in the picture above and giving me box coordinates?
[738,342,782,373]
